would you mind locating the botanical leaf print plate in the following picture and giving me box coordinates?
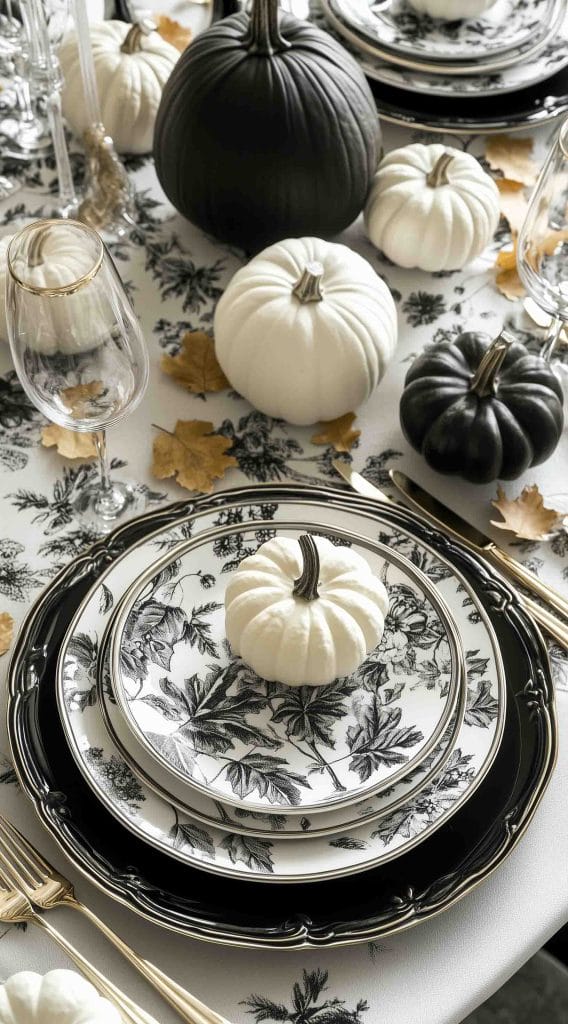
[330,0,558,64]
[56,495,505,882]
[110,521,463,815]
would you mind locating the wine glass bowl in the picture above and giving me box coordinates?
[517,116,568,361]
[6,219,149,525]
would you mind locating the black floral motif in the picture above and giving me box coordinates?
[219,412,304,481]
[360,449,403,488]
[402,291,447,327]
[144,235,225,314]
[84,747,144,811]
[63,632,99,712]
[0,371,44,471]
[0,539,44,601]
[464,679,499,728]
[0,754,17,786]
[242,968,369,1023]
[270,680,358,747]
[219,834,274,873]
[347,692,424,782]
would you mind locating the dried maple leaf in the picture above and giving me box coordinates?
[42,424,97,460]
[485,135,538,186]
[161,332,229,394]
[491,484,564,540]
[154,14,192,51]
[495,242,525,301]
[61,380,104,419]
[0,612,14,657]
[496,178,528,235]
[152,420,236,493]
[311,413,360,453]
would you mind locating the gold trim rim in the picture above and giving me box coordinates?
[7,219,105,297]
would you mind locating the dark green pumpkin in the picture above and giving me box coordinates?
[153,0,380,252]
[400,332,564,484]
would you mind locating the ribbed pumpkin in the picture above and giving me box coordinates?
[153,0,380,251]
[399,332,564,483]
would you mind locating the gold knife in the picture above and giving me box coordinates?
[390,471,568,624]
[331,460,568,650]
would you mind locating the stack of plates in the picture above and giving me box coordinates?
[317,0,568,133]
[8,484,556,948]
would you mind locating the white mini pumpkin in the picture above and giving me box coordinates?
[60,21,180,154]
[406,0,497,18]
[225,534,389,687]
[0,970,121,1024]
[364,144,500,273]
[214,237,398,426]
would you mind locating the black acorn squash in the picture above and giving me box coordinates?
[399,332,564,484]
[153,0,379,251]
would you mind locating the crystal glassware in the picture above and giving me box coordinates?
[6,219,149,527]
[517,115,568,364]
[0,0,51,155]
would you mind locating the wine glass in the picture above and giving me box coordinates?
[6,219,149,527]
[517,114,568,364]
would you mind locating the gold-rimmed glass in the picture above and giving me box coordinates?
[6,218,149,527]
[517,115,568,363]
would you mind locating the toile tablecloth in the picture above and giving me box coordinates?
[0,115,567,1024]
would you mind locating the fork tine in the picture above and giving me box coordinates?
[0,816,50,887]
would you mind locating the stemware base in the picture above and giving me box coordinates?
[74,480,148,532]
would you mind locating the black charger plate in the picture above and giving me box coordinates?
[7,484,556,949]
[368,68,568,134]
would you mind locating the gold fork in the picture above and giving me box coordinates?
[0,816,230,1024]
[0,861,158,1024]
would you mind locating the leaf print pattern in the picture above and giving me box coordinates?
[169,812,215,858]
[219,834,274,873]
[0,540,44,601]
[224,753,310,806]
[402,291,447,326]
[242,969,369,1023]
[347,694,423,782]
[465,679,499,728]
[84,747,145,811]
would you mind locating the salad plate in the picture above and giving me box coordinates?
[109,521,463,816]
[323,0,568,96]
[328,0,558,67]
[9,484,554,944]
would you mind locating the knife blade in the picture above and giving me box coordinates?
[390,470,568,624]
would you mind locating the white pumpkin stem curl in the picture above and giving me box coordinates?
[293,534,320,601]
[426,152,454,188]
[292,262,324,304]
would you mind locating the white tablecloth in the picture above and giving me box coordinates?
[0,114,567,1024]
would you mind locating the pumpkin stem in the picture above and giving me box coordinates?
[470,332,513,398]
[292,262,324,304]
[120,18,156,53]
[426,152,454,188]
[293,534,320,601]
[245,0,291,55]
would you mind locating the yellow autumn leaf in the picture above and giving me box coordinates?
[485,135,539,186]
[42,424,97,459]
[154,14,192,51]
[161,332,229,394]
[311,413,360,453]
[0,612,14,657]
[496,178,528,235]
[152,420,237,493]
[491,484,564,540]
[61,380,104,419]
[495,242,525,301]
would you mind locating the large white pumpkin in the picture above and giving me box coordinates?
[226,534,389,687]
[364,144,500,273]
[214,237,398,426]
[406,0,497,18]
[0,970,121,1024]
[60,21,180,154]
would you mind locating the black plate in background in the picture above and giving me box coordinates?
[7,484,556,949]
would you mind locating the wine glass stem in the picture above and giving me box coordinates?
[94,429,113,496]
[541,317,564,362]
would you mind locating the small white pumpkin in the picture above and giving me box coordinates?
[0,970,121,1024]
[365,144,500,273]
[60,20,180,154]
[0,233,14,345]
[214,237,398,426]
[405,0,497,18]
[7,223,114,355]
[225,534,389,687]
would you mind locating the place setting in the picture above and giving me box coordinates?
[0,0,567,1020]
